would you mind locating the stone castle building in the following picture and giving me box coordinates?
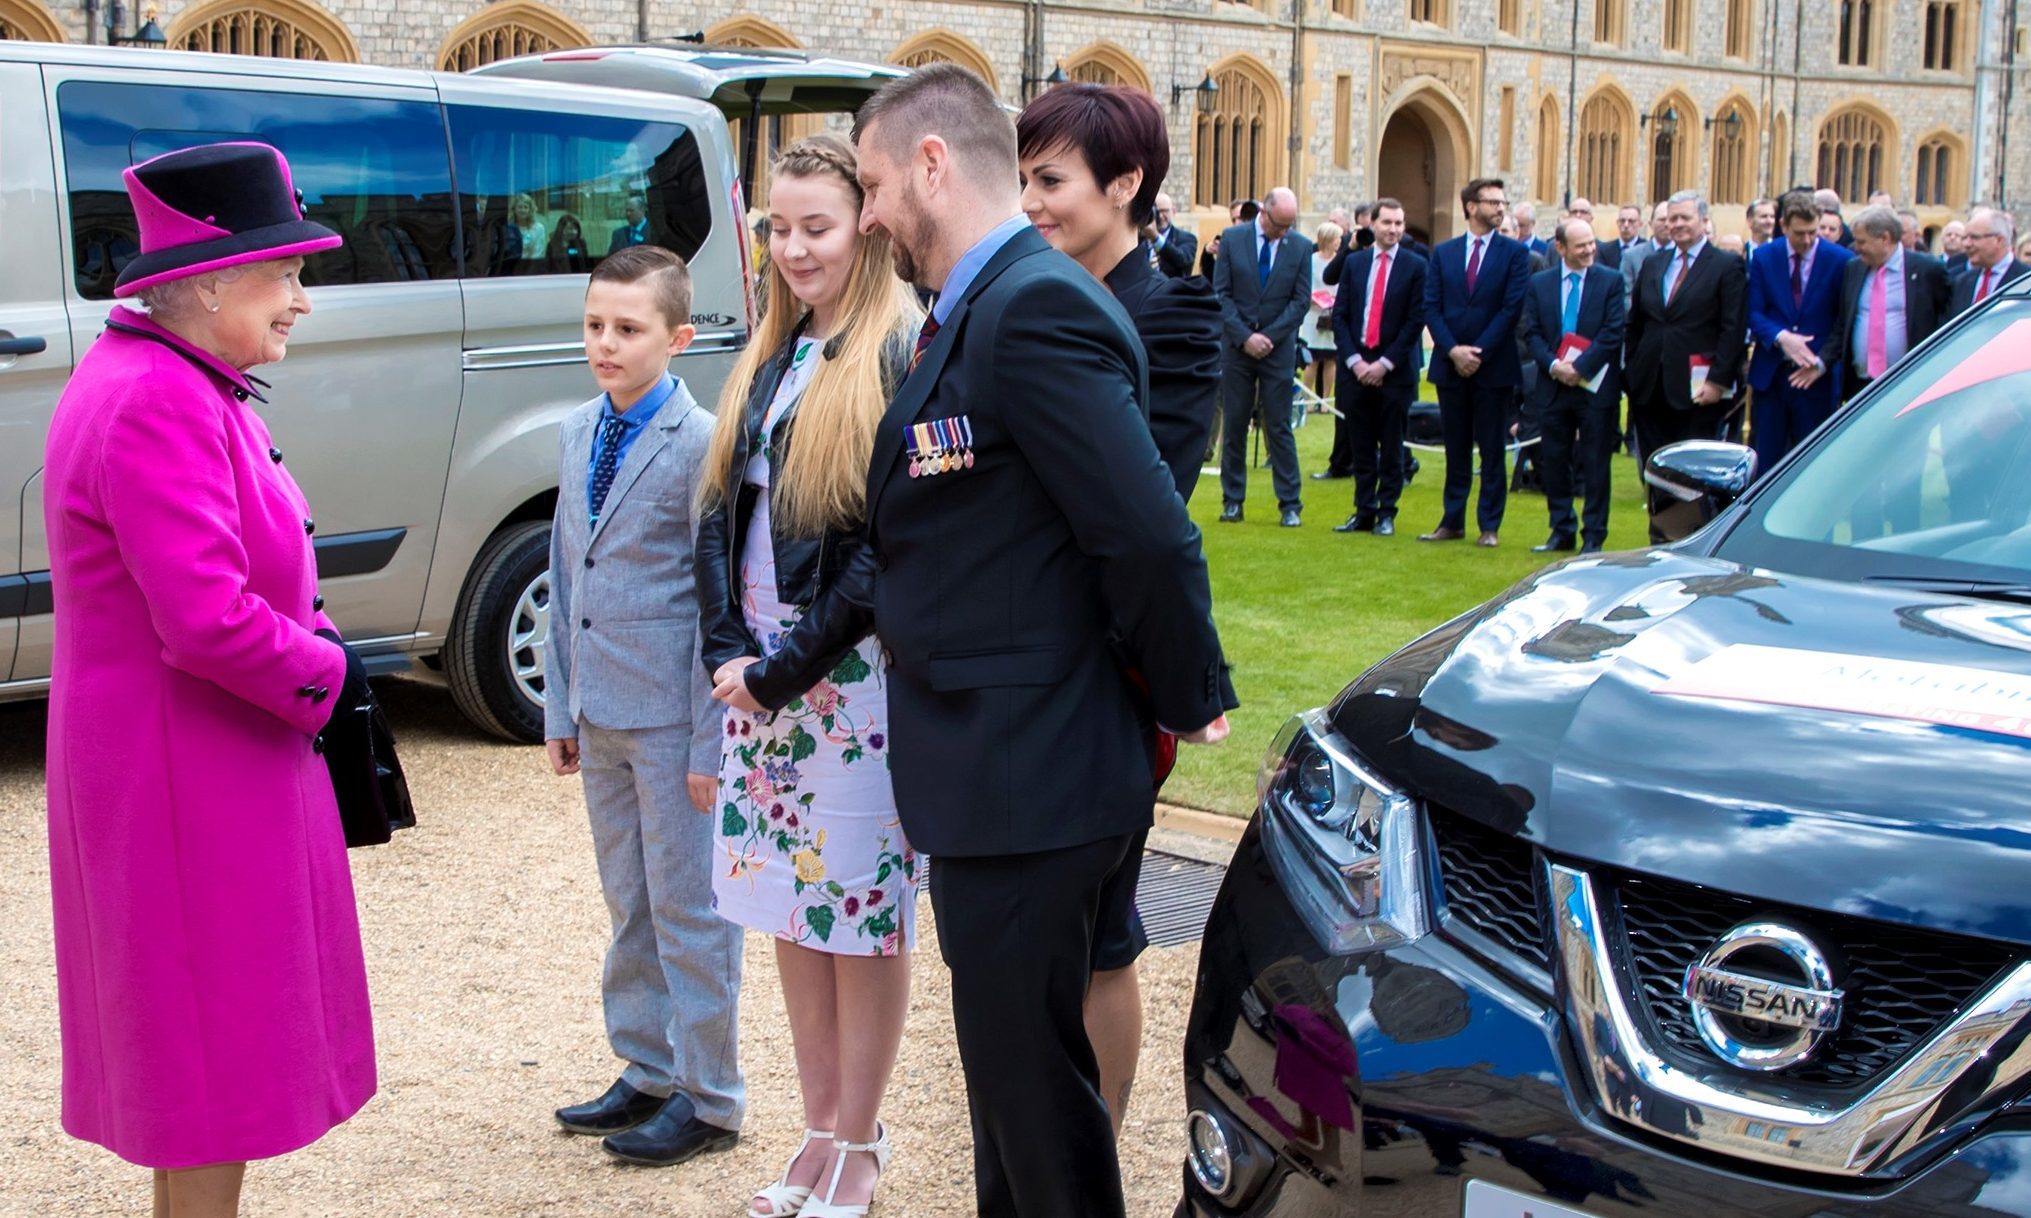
[6,0,2030,242]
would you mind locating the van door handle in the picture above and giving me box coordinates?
[0,335,48,356]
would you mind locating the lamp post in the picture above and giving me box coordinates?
[1020,62,1069,99]
[106,2,168,47]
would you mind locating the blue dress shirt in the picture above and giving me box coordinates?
[587,372,678,518]
[934,214,1033,327]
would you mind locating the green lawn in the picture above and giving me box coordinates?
[1165,408,1654,814]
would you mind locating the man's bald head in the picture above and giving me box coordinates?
[1261,187,1299,237]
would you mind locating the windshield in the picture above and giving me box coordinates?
[1719,299,2031,586]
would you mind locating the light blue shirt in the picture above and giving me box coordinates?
[933,214,1033,327]
[1659,239,1707,301]
[1852,249,1909,376]
[587,372,679,520]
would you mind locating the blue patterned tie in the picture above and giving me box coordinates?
[1563,272,1582,334]
[1257,234,1273,287]
[589,415,626,525]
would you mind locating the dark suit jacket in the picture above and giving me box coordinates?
[1106,249,1223,500]
[1525,235,1551,259]
[1950,259,2030,315]
[608,221,649,255]
[1330,245,1427,389]
[1595,240,1621,271]
[1212,221,1316,357]
[1944,253,1971,278]
[1423,231,1531,388]
[825,225,1229,857]
[1825,251,1953,378]
[1625,242,1749,411]
[1152,225,1198,279]
[1746,238,1854,392]
[1519,263,1624,411]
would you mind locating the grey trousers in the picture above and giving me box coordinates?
[1218,347,1303,512]
[578,720,744,1128]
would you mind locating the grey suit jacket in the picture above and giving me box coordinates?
[543,380,723,773]
[1211,221,1316,355]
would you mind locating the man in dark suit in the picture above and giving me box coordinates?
[1328,197,1427,536]
[1823,206,1954,536]
[1213,186,1316,526]
[1149,191,1197,279]
[1825,205,1953,403]
[608,195,651,255]
[848,64,1231,1218]
[1420,177,1531,546]
[1514,201,1551,260]
[1950,208,2026,314]
[1746,190,1855,471]
[1625,189,1748,476]
[1745,197,1779,254]
[1518,218,1625,553]
[1941,219,1970,277]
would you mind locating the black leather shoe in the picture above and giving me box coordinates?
[1309,469,1352,480]
[1532,535,1577,553]
[1280,509,1302,528]
[1373,517,1396,537]
[1333,515,1374,534]
[1218,502,1244,523]
[555,1078,665,1136]
[600,1093,739,1167]
[1580,542,1605,554]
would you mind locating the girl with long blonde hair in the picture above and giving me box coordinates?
[693,131,920,1218]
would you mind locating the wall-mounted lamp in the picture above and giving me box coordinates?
[1641,105,1680,137]
[1704,110,1744,137]
[1171,73,1219,115]
[107,2,167,46]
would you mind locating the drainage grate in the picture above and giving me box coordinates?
[1136,848,1227,948]
[920,847,1229,948]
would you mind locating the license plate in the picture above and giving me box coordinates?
[1462,1179,1602,1218]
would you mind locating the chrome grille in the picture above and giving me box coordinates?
[1613,871,2024,1088]
[1430,804,1550,973]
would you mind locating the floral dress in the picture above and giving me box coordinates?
[711,338,918,955]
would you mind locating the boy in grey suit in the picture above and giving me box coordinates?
[543,246,743,1166]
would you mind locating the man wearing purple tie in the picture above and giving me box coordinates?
[1746,190,1853,471]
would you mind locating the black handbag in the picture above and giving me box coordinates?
[323,684,416,848]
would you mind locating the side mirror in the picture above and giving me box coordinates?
[1644,441,1757,543]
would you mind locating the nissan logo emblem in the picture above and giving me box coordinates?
[1682,921,1844,1072]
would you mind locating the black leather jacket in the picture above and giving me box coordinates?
[695,323,909,708]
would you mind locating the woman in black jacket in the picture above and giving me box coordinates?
[693,132,919,1218]
[1015,80,1228,1138]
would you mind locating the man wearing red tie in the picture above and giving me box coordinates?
[1328,198,1427,536]
[1826,206,1952,404]
[1949,208,2026,316]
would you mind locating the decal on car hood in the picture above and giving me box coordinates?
[1655,642,2031,741]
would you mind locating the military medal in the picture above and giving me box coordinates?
[905,422,926,477]
[958,415,976,468]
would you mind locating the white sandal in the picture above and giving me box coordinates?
[746,1127,833,1218]
[797,1122,893,1218]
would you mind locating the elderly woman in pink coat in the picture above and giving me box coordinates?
[42,142,376,1218]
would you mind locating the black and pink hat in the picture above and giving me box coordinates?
[113,141,342,298]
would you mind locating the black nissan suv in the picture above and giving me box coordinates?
[1180,277,2031,1217]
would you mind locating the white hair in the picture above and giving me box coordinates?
[134,265,250,322]
[1666,189,1709,219]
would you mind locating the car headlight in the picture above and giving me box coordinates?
[1257,709,1430,955]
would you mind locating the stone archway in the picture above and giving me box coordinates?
[1375,86,1471,246]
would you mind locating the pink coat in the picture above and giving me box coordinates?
[43,307,375,1169]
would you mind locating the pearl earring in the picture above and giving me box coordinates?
[208,301,220,312]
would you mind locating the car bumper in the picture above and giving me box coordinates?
[1178,818,2031,1217]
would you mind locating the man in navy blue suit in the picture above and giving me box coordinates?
[1212,187,1316,526]
[1746,190,1854,472]
[1329,198,1427,536]
[1518,218,1624,553]
[1514,201,1551,260]
[1420,177,1531,546]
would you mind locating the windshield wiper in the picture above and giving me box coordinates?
[1864,574,2031,605]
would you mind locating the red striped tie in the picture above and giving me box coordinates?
[910,314,941,371]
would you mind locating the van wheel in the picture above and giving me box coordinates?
[444,520,550,743]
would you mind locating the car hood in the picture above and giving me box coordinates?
[1333,549,2031,943]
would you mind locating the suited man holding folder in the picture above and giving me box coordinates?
[1519,218,1624,553]
[1625,190,1747,471]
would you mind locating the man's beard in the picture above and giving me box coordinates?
[888,188,929,289]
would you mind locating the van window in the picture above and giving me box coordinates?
[446,105,712,278]
[56,81,459,299]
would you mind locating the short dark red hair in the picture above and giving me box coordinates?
[1016,83,1169,227]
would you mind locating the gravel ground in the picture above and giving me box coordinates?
[0,678,1205,1217]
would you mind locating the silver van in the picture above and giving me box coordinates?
[1,43,884,742]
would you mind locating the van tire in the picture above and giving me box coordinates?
[444,520,551,743]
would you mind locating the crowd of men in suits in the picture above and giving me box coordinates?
[1140,178,2028,550]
